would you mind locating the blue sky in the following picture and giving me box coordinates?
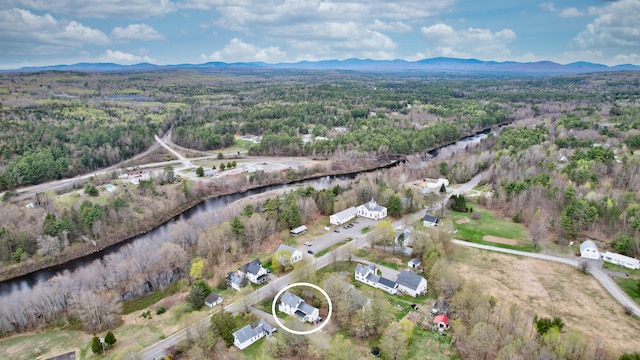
[1,0,639,69]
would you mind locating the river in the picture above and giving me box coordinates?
[0,129,492,297]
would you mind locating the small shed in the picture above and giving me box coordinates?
[408,258,422,268]
[579,240,600,260]
[434,314,449,331]
[205,293,223,307]
[423,215,439,227]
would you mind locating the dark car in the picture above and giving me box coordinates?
[334,229,340,233]
[307,249,315,254]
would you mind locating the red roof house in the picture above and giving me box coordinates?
[434,314,449,330]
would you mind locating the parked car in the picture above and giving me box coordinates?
[304,241,312,246]
[307,249,315,254]
[334,229,340,233]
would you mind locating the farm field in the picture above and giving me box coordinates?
[449,246,640,355]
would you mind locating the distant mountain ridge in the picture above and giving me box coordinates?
[8,57,640,75]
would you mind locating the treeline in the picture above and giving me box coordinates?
[0,100,174,190]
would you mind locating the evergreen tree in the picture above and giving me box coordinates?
[231,216,245,240]
[196,166,204,177]
[186,280,212,310]
[387,195,402,217]
[280,193,302,230]
[210,311,236,347]
[104,331,116,346]
[91,336,102,354]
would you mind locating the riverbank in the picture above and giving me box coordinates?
[0,158,397,284]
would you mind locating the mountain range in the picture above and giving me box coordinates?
[7,57,640,75]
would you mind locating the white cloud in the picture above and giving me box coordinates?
[100,49,155,63]
[613,53,640,64]
[539,2,586,17]
[112,23,164,41]
[200,38,286,63]
[4,0,177,19]
[370,19,412,32]
[573,0,640,49]
[420,23,516,60]
[0,8,110,55]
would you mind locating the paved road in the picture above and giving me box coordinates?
[452,240,640,317]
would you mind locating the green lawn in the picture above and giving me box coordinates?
[615,278,640,306]
[407,326,459,360]
[122,280,186,314]
[315,239,350,257]
[451,207,535,252]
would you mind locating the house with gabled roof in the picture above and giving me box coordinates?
[423,214,439,227]
[239,259,269,285]
[354,263,398,295]
[357,198,387,220]
[275,244,303,265]
[278,291,320,323]
[233,319,277,350]
[226,271,247,291]
[330,206,357,225]
[204,292,223,307]
[396,270,427,297]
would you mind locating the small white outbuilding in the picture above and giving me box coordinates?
[579,240,600,260]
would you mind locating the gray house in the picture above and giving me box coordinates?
[396,270,427,297]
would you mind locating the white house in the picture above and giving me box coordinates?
[204,293,223,307]
[602,251,640,270]
[423,214,440,227]
[357,199,387,220]
[275,244,303,265]
[354,263,398,295]
[330,207,357,225]
[233,319,277,350]
[226,271,246,291]
[396,270,428,297]
[279,291,321,323]
[580,240,601,260]
[239,259,269,285]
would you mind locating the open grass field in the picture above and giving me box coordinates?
[451,207,534,252]
[449,246,640,355]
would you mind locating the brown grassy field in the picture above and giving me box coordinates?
[450,246,640,355]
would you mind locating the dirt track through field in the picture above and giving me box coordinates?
[482,235,518,246]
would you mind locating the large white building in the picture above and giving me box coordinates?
[233,319,277,350]
[602,251,640,270]
[396,270,428,297]
[356,199,387,220]
[354,263,398,295]
[580,240,601,260]
[330,207,357,225]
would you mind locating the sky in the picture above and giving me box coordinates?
[0,0,639,69]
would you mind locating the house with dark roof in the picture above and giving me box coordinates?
[204,292,223,307]
[357,198,387,220]
[408,257,422,268]
[396,270,427,297]
[232,319,277,350]
[423,214,439,227]
[354,263,398,295]
[239,259,269,285]
[278,290,321,323]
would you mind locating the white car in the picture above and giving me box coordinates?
[304,242,312,246]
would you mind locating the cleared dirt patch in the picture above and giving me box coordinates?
[483,235,518,246]
[455,218,470,224]
[451,247,640,355]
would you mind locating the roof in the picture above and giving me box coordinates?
[363,198,385,212]
[298,302,318,315]
[46,352,76,360]
[233,319,276,344]
[242,259,263,275]
[332,206,357,218]
[281,291,303,308]
[408,258,421,266]
[290,225,308,234]
[580,240,598,252]
[205,293,221,303]
[396,270,425,290]
[434,314,449,325]
[423,214,439,223]
[603,251,640,264]
[227,272,244,286]
[355,263,374,276]
[378,276,397,289]
[276,244,299,255]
